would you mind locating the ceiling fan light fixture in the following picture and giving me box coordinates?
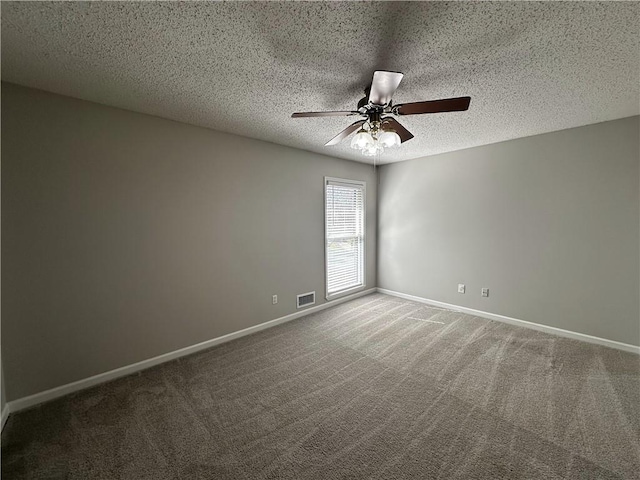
[350,129,374,150]
[378,130,401,148]
[291,70,470,157]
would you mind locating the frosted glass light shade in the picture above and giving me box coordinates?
[362,144,383,156]
[351,130,374,150]
[379,130,401,148]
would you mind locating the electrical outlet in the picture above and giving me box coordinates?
[481,288,489,297]
[272,295,278,305]
[458,284,465,294]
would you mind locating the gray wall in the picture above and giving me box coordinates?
[1,362,5,414]
[1,97,4,414]
[378,117,640,346]
[1,83,377,401]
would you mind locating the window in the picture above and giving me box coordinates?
[325,177,365,299]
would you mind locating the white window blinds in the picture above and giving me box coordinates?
[325,178,365,297]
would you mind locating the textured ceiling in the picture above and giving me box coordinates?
[2,1,639,164]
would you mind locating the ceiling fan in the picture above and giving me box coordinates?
[291,71,471,156]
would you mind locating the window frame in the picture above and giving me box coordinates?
[324,176,366,301]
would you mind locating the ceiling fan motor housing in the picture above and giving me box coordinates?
[368,110,382,129]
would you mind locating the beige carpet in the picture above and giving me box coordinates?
[2,293,639,479]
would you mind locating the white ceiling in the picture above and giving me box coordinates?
[2,1,639,164]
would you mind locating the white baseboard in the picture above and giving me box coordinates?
[377,288,640,355]
[1,405,9,432]
[7,288,376,414]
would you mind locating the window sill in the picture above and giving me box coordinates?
[326,284,366,301]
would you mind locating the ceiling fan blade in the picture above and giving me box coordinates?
[325,120,366,146]
[381,117,414,143]
[368,71,404,106]
[291,111,360,118]
[395,96,471,116]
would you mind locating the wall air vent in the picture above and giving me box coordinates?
[296,291,316,309]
